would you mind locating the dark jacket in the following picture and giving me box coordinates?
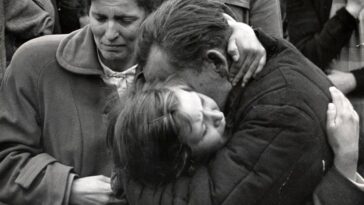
[0,26,118,204]
[55,0,89,33]
[286,0,364,93]
[120,32,364,205]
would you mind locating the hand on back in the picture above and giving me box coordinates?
[326,87,359,180]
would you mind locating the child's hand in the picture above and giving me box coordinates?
[223,14,266,87]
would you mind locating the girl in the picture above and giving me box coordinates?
[110,79,360,189]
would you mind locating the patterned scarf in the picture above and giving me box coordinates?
[97,53,136,97]
[329,0,364,72]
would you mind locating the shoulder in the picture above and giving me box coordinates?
[3,35,67,86]
[8,35,66,72]
[228,35,332,125]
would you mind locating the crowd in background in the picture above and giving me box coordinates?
[0,0,90,82]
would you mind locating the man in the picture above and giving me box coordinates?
[119,0,364,204]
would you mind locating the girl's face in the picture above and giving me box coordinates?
[173,88,227,157]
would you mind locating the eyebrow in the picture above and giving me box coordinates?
[91,11,136,18]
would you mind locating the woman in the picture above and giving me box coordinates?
[110,79,363,203]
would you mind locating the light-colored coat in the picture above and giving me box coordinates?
[0,26,119,204]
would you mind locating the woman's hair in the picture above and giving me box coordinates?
[111,79,193,185]
[90,0,166,14]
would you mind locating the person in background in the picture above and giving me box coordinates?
[286,0,364,175]
[0,0,55,82]
[51,0,90,34]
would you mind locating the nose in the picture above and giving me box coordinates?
[105,21,119,41]
[203,110,224,127]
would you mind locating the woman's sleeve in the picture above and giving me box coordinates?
[286,0,356,69]
[0,43,74,205]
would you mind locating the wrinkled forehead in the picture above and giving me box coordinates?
[90,0,141,12]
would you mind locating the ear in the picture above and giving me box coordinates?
[205,49,229,78]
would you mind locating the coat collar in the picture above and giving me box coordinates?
[56,26,104,76]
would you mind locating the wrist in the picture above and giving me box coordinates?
[346,4,361,18]
[334,154,358,180]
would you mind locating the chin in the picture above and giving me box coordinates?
[101,52,128,62]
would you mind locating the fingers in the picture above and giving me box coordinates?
[227,38,239,62]
[330,86,353,112]
[330,87,345,115]
[254,52,266,78]
[326,103,337,129]
[230,54,248,85]
[242,56,260,87]
[329,87,358,125]
[222,13,236,25]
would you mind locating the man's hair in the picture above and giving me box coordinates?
[137,0,232,71]
[111,79,193,185]
[89,0,165,14]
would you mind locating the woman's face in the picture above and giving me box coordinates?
[89,0,146,67]
[173,88,227,157]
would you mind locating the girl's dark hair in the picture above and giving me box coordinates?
[111,80,193,185]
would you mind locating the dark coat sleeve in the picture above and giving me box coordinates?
[313,167,364,205]
[286,0,356,69]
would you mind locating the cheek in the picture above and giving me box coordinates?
[123,21,144,41]
[90,23,105,42]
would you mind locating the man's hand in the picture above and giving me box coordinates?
[327,70,357,94]
[327,87,359,180]
[70,175,125,205]
[223,14,266,87]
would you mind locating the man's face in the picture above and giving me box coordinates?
[143,46,232,109]
[89,0,146,65]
